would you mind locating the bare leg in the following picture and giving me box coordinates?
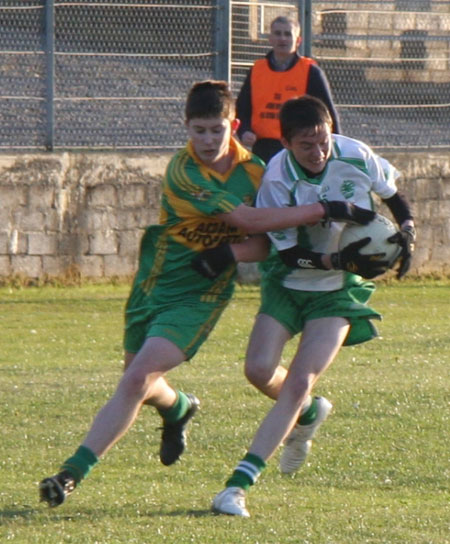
[124,352,173,408]
[82,336,186,457]
[245,314,292,400]
[248,317,350,461]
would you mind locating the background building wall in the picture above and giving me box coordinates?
[0,151,448,281]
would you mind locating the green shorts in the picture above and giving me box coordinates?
[124,296,229,359]
[259,275,381,346]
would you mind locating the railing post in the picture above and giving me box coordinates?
[45,0,55,151]
[299,0,312,57]
[298,0,305,55]
[214,0,231,82]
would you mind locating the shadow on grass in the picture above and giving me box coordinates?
[149,508,213,517]
[0,505,213,521]
[0,506,36,519]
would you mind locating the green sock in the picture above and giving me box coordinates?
[298,396,318,426]
[158,390,190,423]
[61,445,99,484]
[226,452,266,491]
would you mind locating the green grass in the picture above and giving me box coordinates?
[0,280,449,543]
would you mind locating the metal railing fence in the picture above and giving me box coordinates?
[0,0,223,150]
[230,0,450,151]
[0,0,449,151]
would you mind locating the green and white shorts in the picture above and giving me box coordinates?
[259,275,381,346]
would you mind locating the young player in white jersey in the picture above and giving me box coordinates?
[192,95,416,517]
[255,126,402,293]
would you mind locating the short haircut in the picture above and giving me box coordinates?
[185,80,235,121]
[280,95,333,141]
[270,15,300,36]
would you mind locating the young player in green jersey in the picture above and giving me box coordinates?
[39,83,376,508]
[194,96,415,517]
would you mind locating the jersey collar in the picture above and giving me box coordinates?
[186,137,253,180]
[229,136,254,165]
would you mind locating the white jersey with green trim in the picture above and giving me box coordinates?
[256,134,399,291]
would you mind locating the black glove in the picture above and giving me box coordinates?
[330,237,389,279]
[388,225,416,279]
[321,201,376,225]
[191,244,235,279]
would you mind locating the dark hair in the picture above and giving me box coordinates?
[280,95,332,142]
[185,80,235,121]
[270,15,300,36]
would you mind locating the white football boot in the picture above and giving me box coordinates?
[212,487,250,517]
[280,396,332,474]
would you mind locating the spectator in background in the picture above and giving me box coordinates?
[236,15,340,163]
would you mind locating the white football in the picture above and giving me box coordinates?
[338,213,402,269]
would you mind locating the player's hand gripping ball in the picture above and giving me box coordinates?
[387,225,416,279]
[333,214,403,279]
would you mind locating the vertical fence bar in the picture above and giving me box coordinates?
[302,0,312,57]
[298,0,305,56]
[214,0,231,82]
[45,0,55,150]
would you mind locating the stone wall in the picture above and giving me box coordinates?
[0,153,167,280]
[0,151,449,281]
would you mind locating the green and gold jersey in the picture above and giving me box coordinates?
[129,137,264,306]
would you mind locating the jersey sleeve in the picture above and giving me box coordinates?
[369,153,399,199]
[256,175,299,250]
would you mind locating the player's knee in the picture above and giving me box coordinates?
[245,358,274,388]
[119,367,158,402]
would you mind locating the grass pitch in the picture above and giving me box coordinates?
[0,280,448,543]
